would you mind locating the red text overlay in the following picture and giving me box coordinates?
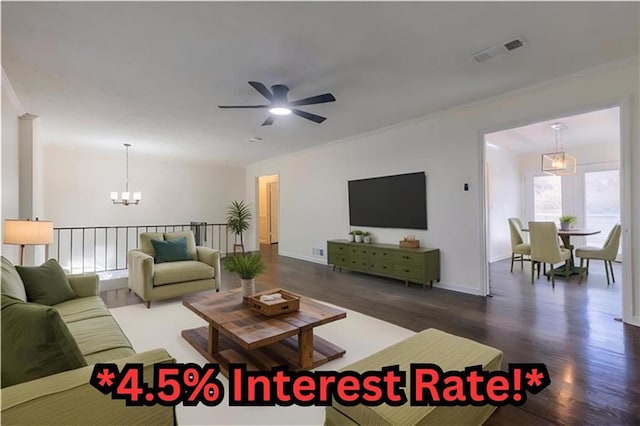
[90,363,550,407]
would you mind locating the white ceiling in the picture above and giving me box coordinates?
[485,106,620,154]
[2,2,638,165]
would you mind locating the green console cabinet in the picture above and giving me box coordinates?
[327,240,440,287]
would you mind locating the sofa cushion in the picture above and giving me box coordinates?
[16,259,76,306]
[164,231,198,261]
[66,315,133,358]
[1,256,27,302]
[153,261,215,286]
[54,296,111,323]
[330,328,503,426]
[139,232,164,256]
[1,295,87,387]
[151,237,192,263]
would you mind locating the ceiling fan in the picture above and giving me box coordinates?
[218,81,336,126]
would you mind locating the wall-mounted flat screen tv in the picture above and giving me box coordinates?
[348,172,427,229]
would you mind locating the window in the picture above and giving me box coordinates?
[584,170,620,249]
[533,175,562,222]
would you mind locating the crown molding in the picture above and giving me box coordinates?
[1,67,26,116]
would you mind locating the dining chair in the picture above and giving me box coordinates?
[575,224,621,285]
[528,221,572,288]
[508,218,530,272]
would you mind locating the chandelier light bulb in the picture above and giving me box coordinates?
[110,143,141,206]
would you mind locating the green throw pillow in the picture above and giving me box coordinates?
[16,259,76,305]
[1,294,88,387]
[151,237,192,263]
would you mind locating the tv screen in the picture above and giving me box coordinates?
[348,172,427,229]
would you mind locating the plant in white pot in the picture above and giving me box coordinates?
[559,215,577,231]
[362,231,372,244]
[348,230,356,242]
[353,230,364,243]
[224,253,266,297]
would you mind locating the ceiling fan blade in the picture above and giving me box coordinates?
[248,81,274,101]
[261,115,275,126]
[289,93,336,106]
[218,105,269,109]
[291,108,327,123]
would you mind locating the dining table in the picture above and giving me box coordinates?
[555,228,602,276]
[522,227,601,277]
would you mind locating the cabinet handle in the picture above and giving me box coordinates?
[383,266,387,269]
[404,269,410,272]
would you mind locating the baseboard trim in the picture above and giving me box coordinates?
[490,253,512,263]
[278,251,327,265]
[279,251,483,296]
[432,282,484,296]
[99,277,128,292]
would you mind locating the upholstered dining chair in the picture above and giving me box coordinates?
[508,218,530,272]
[575,224,621,285]
[528,221,572,288]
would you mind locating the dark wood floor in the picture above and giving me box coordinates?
[103,244,639,425]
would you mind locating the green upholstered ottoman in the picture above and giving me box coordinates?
[325,328,503,426]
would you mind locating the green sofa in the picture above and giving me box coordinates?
[127,231,221,308]
[0,256,176,425]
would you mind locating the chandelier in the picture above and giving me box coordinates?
[110,143,141,206]
[541,122,576,176]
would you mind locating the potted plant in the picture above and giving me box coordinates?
[348,230,356,242]
[226,200,252,252]
[559,215,577,231]
[224,253,266,297]
[362,231,372,244]
[354,230,364,243]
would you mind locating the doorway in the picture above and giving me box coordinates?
[483,106,624,318]
[258,174,279,245]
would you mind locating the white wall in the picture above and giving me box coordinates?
[42,144,245,227]
[485,146,521,262]
[246,61,639,324]
[1,90,21,263]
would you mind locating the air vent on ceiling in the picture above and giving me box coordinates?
[470,37,527,63]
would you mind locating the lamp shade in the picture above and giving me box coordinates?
[3,219,53,245]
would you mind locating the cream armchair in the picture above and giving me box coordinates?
[575,224,621,285]
[127,231,220,308]
[528,221,572,288]
[508,218,530,272]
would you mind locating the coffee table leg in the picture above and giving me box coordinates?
[208,325,219,355]
[299,329,314,369]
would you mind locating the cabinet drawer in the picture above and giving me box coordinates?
[329,254,348,266]
[393,251,424,265]
[328,243,349,254]
[370,261,393,275]
[369,248,393,260]
[348,257,370,270]
[349,246,372,257]
[393,264,425,282]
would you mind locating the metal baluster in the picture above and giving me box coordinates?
[82,228,85,274]
[70,229,74,274]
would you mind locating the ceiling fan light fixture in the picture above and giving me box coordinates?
[269,107,292,116]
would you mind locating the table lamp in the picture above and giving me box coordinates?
[3,218,53,265]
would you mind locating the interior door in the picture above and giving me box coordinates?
[268,182,279,244]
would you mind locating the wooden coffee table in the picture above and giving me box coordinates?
[182,289,347,377]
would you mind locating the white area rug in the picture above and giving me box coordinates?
[110,298,415,425]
